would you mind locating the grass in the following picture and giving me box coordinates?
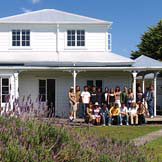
[76,125,162,141]
[144,137,162,161]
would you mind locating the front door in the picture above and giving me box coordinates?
[39,79,55,117]
[47,79,55,107]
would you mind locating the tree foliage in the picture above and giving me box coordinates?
[131,20,162,60]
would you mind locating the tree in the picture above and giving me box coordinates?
[131,20,162,61]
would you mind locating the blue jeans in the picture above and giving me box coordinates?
[82,103,89,118]
[102,113,109,125]
[109,115,120,125]
[120,114,129,124]
[147,101,154,116]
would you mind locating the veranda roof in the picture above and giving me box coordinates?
[133,55,162,67]
[0,51,134,67]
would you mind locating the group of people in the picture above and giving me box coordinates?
[68,84,154,126]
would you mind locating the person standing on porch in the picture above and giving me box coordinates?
[145,85,154,118]
[127,88,134,109]
[81,86,91,118]
[96,87,102,106]
[76,85,81,118]
[115,86,121,108]
[108,88,115,108]
[120,86,128,105]
[102,87,109,106]
[136,87,143,103]
[68,87,77,121]
[90,86,97,105]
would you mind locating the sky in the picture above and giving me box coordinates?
[0,0,161,58]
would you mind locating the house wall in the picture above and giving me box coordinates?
[0,24,108,52]
[19,71,132,117]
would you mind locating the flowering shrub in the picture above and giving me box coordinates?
[0,117,157,162]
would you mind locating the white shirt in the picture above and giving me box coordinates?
[129,107,137,115]
[81,91,90,104]
[120,106,128,113]
[105,93,108,101]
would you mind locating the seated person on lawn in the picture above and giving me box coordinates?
[120,103,129,125]
[137,101,146,125]
[86,102,96,124]
[94,102,101,125]
[109,103,120,125]
[129,102,138,125]
[99,104,109,126]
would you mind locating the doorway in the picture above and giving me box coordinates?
[39,79,55,116]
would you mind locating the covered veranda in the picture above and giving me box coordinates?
[71,55,162,117]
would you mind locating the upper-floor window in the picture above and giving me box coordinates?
[67,30,85,47]
[12,30,30,47]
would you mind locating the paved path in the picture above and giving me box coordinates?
[133,129,162,146]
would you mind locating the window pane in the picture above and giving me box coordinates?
[77,30,81,35]
[81,41,85,46]
[67,36,71,40]
[81,30,85,35]
[17,41,20,46]
[77,41,81,46]
[72,30,75,35]
[2,87,9,93]
[68,41,72,46]
[2,95,9,103]
[2,79,9,86]
[39,80,46,87]
[26,41,30,46]
[96,80,102,89]
[67,30,71,35]
[81,36,85,40]
[72,41,75,46]
[39,80,46,102]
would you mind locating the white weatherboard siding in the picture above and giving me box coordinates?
[19,71,132,117]
[59,24,108,52]
[0,24,57,51]
[0,24,108,52]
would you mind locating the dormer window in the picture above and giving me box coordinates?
[12,30,30,47]
[67,30,85,47]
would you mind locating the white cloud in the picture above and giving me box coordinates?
[32,0,41,4]
[21,8,32,13]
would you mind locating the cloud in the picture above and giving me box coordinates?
[21,8,32,13]
[32,0,41,4]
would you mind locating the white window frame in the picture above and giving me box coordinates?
[9,29,31,49]
[65,29,87,49]
[108,33,112,51]
[1,78,10,104]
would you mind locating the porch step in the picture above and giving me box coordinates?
[146,115,162,124]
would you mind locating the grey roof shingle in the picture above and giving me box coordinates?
[0,9,112,25]
[133,55,162,67]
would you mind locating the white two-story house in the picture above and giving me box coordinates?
[0,9,161,117]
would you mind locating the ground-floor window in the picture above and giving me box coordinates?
[2,78,10,103]
[39,80,46,102]
[87,80,102,91]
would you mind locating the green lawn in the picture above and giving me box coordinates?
[144,137,162,161]
[77,125,162,141]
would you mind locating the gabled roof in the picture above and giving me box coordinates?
[0,51,134,67]
[0,9,112,25]
[133,55,162,67]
